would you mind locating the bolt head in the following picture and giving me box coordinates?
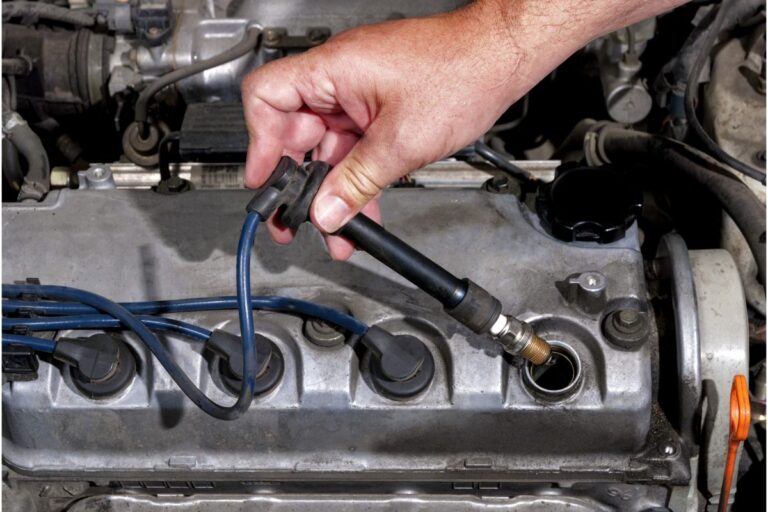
[264,30,280,43]
[616,309,640,328]
[303,316,346,348]
[577,272,606,292]
[308,29,326,43]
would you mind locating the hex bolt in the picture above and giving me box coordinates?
[603,309,650,349]
[307,29,326,44]
[615,309,640,329]
[483,175,521,196]
[303,301,350,348]
[264,30,280,44]
[303,318,346,348]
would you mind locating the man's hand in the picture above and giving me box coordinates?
[242,0,685,260]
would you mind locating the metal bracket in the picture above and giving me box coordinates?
[262,27,331,50]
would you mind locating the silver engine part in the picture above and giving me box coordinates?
[2,1,762,510]
[4,189,654,474]
[1,178,750,511]
[107,0,468,101]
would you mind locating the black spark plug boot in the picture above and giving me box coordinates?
[246,157,330,228]
[54,334,137,399]
[360,326,435,400]
[206,329,284,397]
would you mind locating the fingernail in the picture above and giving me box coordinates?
[314,194,353,233]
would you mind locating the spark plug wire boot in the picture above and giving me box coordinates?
[206,329,284,397]
[360,326,435,399]
[54,334,137,399]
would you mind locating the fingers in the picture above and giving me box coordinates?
[242,57,325,189]
[243,103,326,188]
[312,128,359,165]
[310,121,408,234]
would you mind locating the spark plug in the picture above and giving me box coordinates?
[247,157,552,365]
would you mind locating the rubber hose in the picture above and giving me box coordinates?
[600,128,766,285]
[2,2,96,26]
[473,141,533,182]
[134,26,260,128]
[2,111,50,201]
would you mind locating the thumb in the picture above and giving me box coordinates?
[311,130,407,233]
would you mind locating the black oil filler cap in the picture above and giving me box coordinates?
[536,164,642,243]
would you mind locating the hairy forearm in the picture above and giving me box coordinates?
[458,0,688,104]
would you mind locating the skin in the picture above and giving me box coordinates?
[242,0,687,260]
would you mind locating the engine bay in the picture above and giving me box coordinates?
[1,0,766,511]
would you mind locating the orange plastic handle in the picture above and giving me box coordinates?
[718,374,751,512]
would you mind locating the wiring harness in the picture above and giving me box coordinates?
[2,211,369,420]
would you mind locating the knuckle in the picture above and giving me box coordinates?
[341,154,384,205]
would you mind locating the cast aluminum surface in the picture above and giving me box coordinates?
[3,188,652,480]
[119,0,468,102]
[62,489,668,512]
[690,250,749,510]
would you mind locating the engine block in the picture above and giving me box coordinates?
[2,187,683,486]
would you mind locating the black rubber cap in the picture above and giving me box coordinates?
[206,331,284,397]
[59,335,137,400]
[536,164,642,243]
[206,329,272,379]
[361,329,435,400]
[245,157,331,229]
[218,344,284,397]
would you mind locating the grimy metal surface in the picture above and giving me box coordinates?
[64,488,670,512]
[125,0,469,102]
[3,188,651,480]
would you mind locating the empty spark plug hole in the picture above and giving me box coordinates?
[523,341,581,400]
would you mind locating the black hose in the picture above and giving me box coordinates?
[134,26,261,130]
[2,2,96,26]
[684,0,766,184]
[473,141,535,182]
[2,111,50,201]
[600,128,766,285]
[338,215,468,308]
[158,131,181,181]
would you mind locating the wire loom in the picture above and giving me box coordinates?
[1,211,370,420]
